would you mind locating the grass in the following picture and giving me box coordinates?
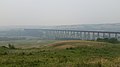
[0,40,60,48]
[0,40,120,67]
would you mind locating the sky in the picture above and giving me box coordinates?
[0,0,120,26]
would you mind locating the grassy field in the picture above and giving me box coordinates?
[0,40,60,48]
[0,40,120,67]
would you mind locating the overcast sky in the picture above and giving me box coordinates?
[0,0,120,26]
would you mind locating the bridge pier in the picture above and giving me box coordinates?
[97,32,100,38]
[79,32,82,40]
[87,32,90,40]
[115,33,118,39]
[108,33,111,39]
[84,32,86,40]
[92,32,95,40]
[103,33,105,39]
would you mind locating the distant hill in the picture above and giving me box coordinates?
[50,23,120,32]
[0,23,120,32]
[0,23,119,39]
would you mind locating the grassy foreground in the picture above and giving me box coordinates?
[0,40,120,67]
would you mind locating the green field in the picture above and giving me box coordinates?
[0,40,120,67]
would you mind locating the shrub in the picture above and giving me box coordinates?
[66,47,75,50]
[28,52,33,55]
[21,52,25,55]
[1,46,8,49]
[3,52,8,55]
[8,43,15,49]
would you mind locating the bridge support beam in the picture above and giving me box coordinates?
[30,29,120,40]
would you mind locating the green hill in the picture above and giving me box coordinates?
[0,40,120,67]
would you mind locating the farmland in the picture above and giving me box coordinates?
[0,40,120,67]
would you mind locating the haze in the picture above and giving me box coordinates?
[0,0,120,26]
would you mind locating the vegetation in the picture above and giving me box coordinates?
[0,40,120,67]
[0,37,26,41]
[8,43,16,49]
[97,38,119,43]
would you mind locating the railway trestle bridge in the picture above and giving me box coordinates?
[24,29,120,40]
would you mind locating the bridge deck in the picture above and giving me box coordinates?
[24,29,120,34]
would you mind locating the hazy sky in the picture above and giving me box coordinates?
[0,0,120,26]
